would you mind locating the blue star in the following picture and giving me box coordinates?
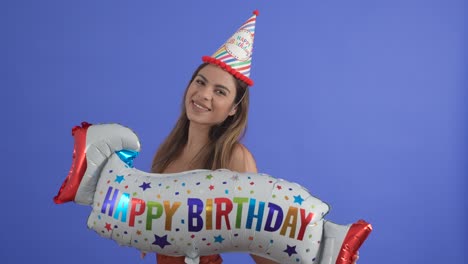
[115,175,125,183]
[283,245,297,257]
[214,235,225,243]
[293,195,304,205]
[139,182,151,191]
[152,234,171,249]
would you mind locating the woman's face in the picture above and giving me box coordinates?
[185,64,238,126]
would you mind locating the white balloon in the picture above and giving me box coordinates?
[54,123,372,264]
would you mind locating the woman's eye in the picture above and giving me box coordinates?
[215,90,226,96]
[195,79,205,85]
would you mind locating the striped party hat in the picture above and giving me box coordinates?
[202,10,259,86]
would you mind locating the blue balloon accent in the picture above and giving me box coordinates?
[116,149,139,168]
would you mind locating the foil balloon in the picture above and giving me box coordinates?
[54,122,372,264]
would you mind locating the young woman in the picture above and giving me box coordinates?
[146,62,279,264]
[142,10,358,264]
[142,48,358,264]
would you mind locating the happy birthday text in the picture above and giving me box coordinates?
[100,186,314,241]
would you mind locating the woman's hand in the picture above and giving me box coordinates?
[140,251,146,259]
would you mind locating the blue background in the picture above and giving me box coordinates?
[2,0,466,263]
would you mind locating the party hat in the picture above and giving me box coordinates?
[202,10,259,86]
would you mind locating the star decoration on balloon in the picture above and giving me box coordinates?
[293,195,304,205]
[115,175,124,183]
[206,174,213,180]
[153,234,171,249]
[105,223,112,232]
[283,245,297,257]
[139,182,151,191]
[214,235,225,243]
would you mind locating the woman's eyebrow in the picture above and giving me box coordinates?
[197,74,231,94]
[197,74,208,82]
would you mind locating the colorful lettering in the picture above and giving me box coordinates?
[113,192,130,222]
[129,198,145,227]
[297,208,314,240]
[98,186,317,241]
[206,198,213,230]
[246,198,265,232]
[233,197,249,228]
[215,197,233,230]
[264,202,283,232]
[163,201,181,231]
[280,206,298,238]
[146,201,163,230]
[101,186,119,216]
[188,198,204,232]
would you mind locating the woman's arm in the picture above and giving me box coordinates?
[229,144,279,264]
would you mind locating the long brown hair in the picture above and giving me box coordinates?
[151,63,250,173]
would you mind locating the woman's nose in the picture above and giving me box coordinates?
[199,86,213,100]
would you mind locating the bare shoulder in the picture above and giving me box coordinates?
[229,143,258,173]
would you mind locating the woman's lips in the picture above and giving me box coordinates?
[192,101,211,112]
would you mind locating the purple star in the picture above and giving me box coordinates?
[152,234,171,249]
[139,182,151,191]
[283,245,297,257]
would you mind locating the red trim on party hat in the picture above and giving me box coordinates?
[202,56,254,86]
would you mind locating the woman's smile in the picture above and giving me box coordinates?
[191,100,211,112]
